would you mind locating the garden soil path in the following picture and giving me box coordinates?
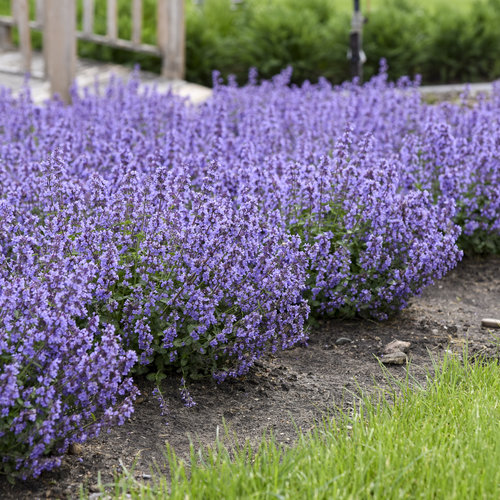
[1,255,499,499]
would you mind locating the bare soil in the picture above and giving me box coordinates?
[1,255,499,499]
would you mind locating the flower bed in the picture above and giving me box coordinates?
[1,69,499,478]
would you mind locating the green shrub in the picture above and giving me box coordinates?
[363,0,432,82]
[423,0,500,83]
[189,0,350,85]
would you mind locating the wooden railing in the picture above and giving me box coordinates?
[0,0,185,102]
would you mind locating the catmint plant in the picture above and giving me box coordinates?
[1,64,499,479]
[0,193,138,478]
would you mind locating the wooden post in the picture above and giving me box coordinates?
[15,0,32,73]
[0,24,13,52]
[35,0,44,25]
[83,0,95,36]
[0,0,14,51]
[157,0,185,80]
[43,0,76,103]
[132,0,143,46]
[107,0,118,40]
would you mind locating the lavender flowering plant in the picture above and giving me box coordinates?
[276,130,462,319]
[0,152,308,477]
[0,193,138,478]
[1,65,499,479]
[85,164,310,382]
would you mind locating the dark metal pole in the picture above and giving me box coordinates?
[349,0,364,81]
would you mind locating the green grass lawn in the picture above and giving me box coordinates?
[86,351,500,499]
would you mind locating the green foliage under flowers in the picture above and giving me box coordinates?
[90,241,248,381]
[288,200,371,319]
[455,201,500,255]
[1,0,499,86]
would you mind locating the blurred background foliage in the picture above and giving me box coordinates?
[1,0,499,86]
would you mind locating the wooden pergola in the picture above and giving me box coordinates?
[0,0,185,103]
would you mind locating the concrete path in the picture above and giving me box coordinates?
[0,50,212,104]
[419,81,495,98]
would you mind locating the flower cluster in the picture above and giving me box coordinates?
[280,130,462,318]
[0,151,308,477]
[0,184,138,478]
[1,66,499,477]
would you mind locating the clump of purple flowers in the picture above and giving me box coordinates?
[397,97,500,254]
[1,65,499,478]
[82,162,309,381]
[0,192,138,478]
[279,130,462,318]
[0,151,308,477]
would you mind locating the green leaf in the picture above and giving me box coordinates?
[187,323,202,334]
